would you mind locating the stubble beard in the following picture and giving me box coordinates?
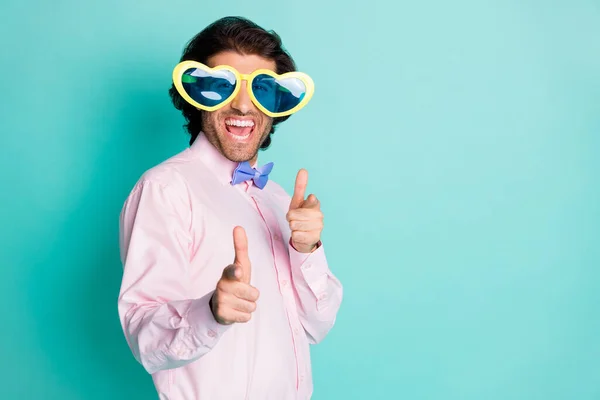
[201,110,273,163]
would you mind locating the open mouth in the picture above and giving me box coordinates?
[224,118,255,141]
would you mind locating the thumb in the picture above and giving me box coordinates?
[303,194,320,209]
[233,226,251,283]
[289,169,308,210]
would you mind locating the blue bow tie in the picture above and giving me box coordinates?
[231,161,274,189]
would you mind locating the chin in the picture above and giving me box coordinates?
[218,134,261,162]
[203,111,271,162]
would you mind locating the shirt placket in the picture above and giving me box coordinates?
[245,185,306,391]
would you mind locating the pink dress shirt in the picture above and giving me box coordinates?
[118,133,343,399]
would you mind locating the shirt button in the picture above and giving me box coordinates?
[294,327,300,335]
[303,262,313,270]
[273,234,282,242]
[281,280,288,287]
[207,329,217,338]
[318,293,327,301]
[300,375,305,382]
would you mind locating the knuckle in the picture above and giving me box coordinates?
[240,289,251,301]
[235,284,246,298]
[221,307,235,321]
[239,313,251,323]
[215,298,225,311]
[222,293,236,307]
[216,298,227,310]
[215,308,227,321]
[218,282,231,295]
[244,289,256,302]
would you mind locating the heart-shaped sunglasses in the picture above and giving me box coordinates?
[172,61,315,118]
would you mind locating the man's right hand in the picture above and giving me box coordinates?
[210,226,260,325]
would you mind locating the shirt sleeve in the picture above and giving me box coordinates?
[118,178,231,374]
[288,239,343,345]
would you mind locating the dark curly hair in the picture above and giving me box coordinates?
[168,16,297,148]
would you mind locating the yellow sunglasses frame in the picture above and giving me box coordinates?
[172,60,315,118]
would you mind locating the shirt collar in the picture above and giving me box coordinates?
[190,133,258,187]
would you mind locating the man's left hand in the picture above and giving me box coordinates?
[286,169,323,253]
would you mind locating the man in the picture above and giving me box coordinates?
[117,16,343,399]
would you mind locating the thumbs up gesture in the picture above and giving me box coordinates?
[210,226,260,325]
[286,169,324,253]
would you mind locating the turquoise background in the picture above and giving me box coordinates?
[1,0,599,399]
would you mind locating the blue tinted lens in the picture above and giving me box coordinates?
[252,74,306,114]
[181,68,236,107]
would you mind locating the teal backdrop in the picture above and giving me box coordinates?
[1,0,599,399]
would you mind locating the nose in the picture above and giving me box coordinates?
[230,80,253,114]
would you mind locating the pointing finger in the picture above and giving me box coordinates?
[289,169,308,210]
[232,226,251,283]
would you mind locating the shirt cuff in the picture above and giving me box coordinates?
[288,240,330,306]
[187,291,232,346]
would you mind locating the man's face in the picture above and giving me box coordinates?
[201,51,276,163]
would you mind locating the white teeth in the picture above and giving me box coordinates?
[225,119,255,127]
